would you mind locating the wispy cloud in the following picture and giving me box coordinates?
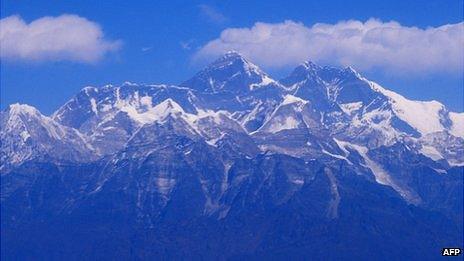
[141,46,153,52]
[180,39,195,50]
[0,14,121,63]
[195,19,464,75]
[198,4,228,24]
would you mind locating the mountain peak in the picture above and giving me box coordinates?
[208,51,260,75]
[8,103,40,117]
[300,61,321,70]
[222,50,245,59]
[279,61,321,87]
[182,51,279,93]
[297,61,362,79]
[157,98,185,114]
[281,61,365,88]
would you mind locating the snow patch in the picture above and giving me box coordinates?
[250,74,276,90]
[282,94,308,106]
[432,168,447,174]
[267,116,300,133]
[324,168,340,219]
[290,177,305,185]
[339,102,363,115]
[155,177,176,197]
[20,130,30,141]
[322,149,353,165]
[419,146,444,161]
[90,98,98,115]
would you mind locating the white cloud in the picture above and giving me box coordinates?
[0,14,121,63]
[195,19,464,74]
[198,4,228,24]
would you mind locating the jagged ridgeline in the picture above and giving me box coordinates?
[1,51,463,260]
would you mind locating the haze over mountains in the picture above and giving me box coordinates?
[1,51,463,260]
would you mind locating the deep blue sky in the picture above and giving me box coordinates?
[1,0,463,114]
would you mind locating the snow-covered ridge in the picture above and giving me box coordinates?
[1,103,94,170]
[119,97,187,125]
[369,81,464,138]
[117,97,234,131]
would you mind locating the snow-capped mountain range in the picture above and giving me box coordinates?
[3,51,463,172]
[1,51,463,259]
